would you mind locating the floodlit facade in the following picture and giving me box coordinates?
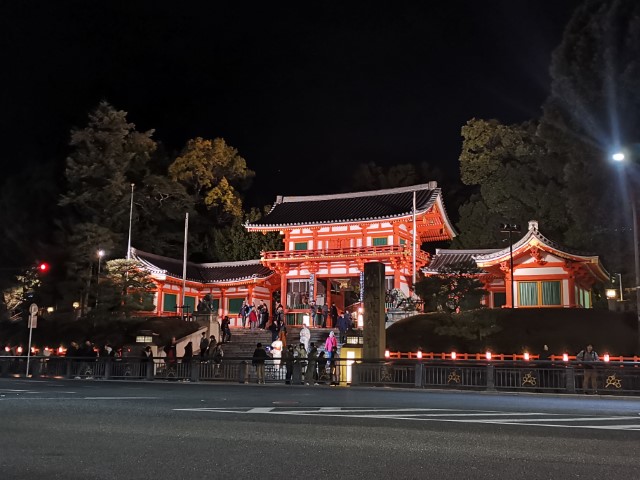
[424,220,609,308]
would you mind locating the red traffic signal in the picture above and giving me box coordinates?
[38,262,49,272]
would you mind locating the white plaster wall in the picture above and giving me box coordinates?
[515,266,565,276]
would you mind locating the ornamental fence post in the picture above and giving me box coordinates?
[191,359,200,382]
[565,365,575,393]
[486,364,495,391]
[414,362,423,388]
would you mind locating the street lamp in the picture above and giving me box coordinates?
[500,223,521,308]
[611,151,640,351]
[96,249,105,308]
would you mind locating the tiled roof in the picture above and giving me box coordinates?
[424,249,500,273]
[246,182,452,229]
[473,227,594,262]
[131,249,274,284]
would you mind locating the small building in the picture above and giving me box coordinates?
[424,220,609,308]
[131,249,279,325]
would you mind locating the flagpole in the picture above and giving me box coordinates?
[412,190,417,289]
[181,212,189,318]
[126,183,135,259]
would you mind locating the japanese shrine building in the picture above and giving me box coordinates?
[245,182,457,324]
[423,220,609,308]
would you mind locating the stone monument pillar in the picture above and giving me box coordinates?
[363,262,386,359]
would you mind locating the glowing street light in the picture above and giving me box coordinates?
[610,149,640,351]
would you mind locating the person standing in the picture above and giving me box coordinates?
[199,332,209,359]
[299,324,311,352]
[305,343,318,385]
[296,343,308,381]
[252,342,269,385]
[240,300,248,328]
[321,304,329,328]
[336,311,351,344]
[283,345,295,384]
[163,337,177,373]
[249,306,258,330]
[221,316,231,343]
[330,346,340,385]
[577,344,600,394]
[325,331,337,358]
[330,303,338,329]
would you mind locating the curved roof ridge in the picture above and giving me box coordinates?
[200,259,262,268]
[435,248,501,255]
[279,182,438,203]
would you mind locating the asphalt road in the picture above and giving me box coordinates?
[1,378,639,479]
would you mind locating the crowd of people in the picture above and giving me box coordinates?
[251,328,343,386]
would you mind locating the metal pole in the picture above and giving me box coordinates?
[127,183,135,260]
[618,273,624,302]
[509,230,515,309]
[25,320,34,377]
[631,196,640,352]
[412,191,417,289]
[181,212,189,318]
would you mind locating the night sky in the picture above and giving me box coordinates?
[1,1,583,206]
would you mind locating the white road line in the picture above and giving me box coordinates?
[488,416,640,423]
[83,396,159,400]
[246,407,275,413]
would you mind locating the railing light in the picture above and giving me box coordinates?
[524,352,530,361]
[485,351,492,360]
[4,346,9,352]
[58,346,64,354]
[604,354,610,362]
[416,350,423,359]
[451,351,456,360]
[562,353,569,362]
[17,346,23,354]
[384,349,390,359]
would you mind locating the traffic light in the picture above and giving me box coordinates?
[38,262,49,273]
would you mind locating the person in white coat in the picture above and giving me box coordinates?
[299,324,311,352]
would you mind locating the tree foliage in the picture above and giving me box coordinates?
[209,207,283,262]
[415,261,487,313]
[169,137,254,220]
[456,119,565,248]
[91,259,156,321]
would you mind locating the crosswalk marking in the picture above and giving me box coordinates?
[173,406,640,432]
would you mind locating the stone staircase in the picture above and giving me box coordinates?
[212,327,340,358]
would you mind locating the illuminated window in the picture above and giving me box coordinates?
[518,280,562,306]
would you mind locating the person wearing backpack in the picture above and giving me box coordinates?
[199,332,209,359]
[576,344,600,394]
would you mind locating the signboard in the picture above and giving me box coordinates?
[28,304,38,329]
